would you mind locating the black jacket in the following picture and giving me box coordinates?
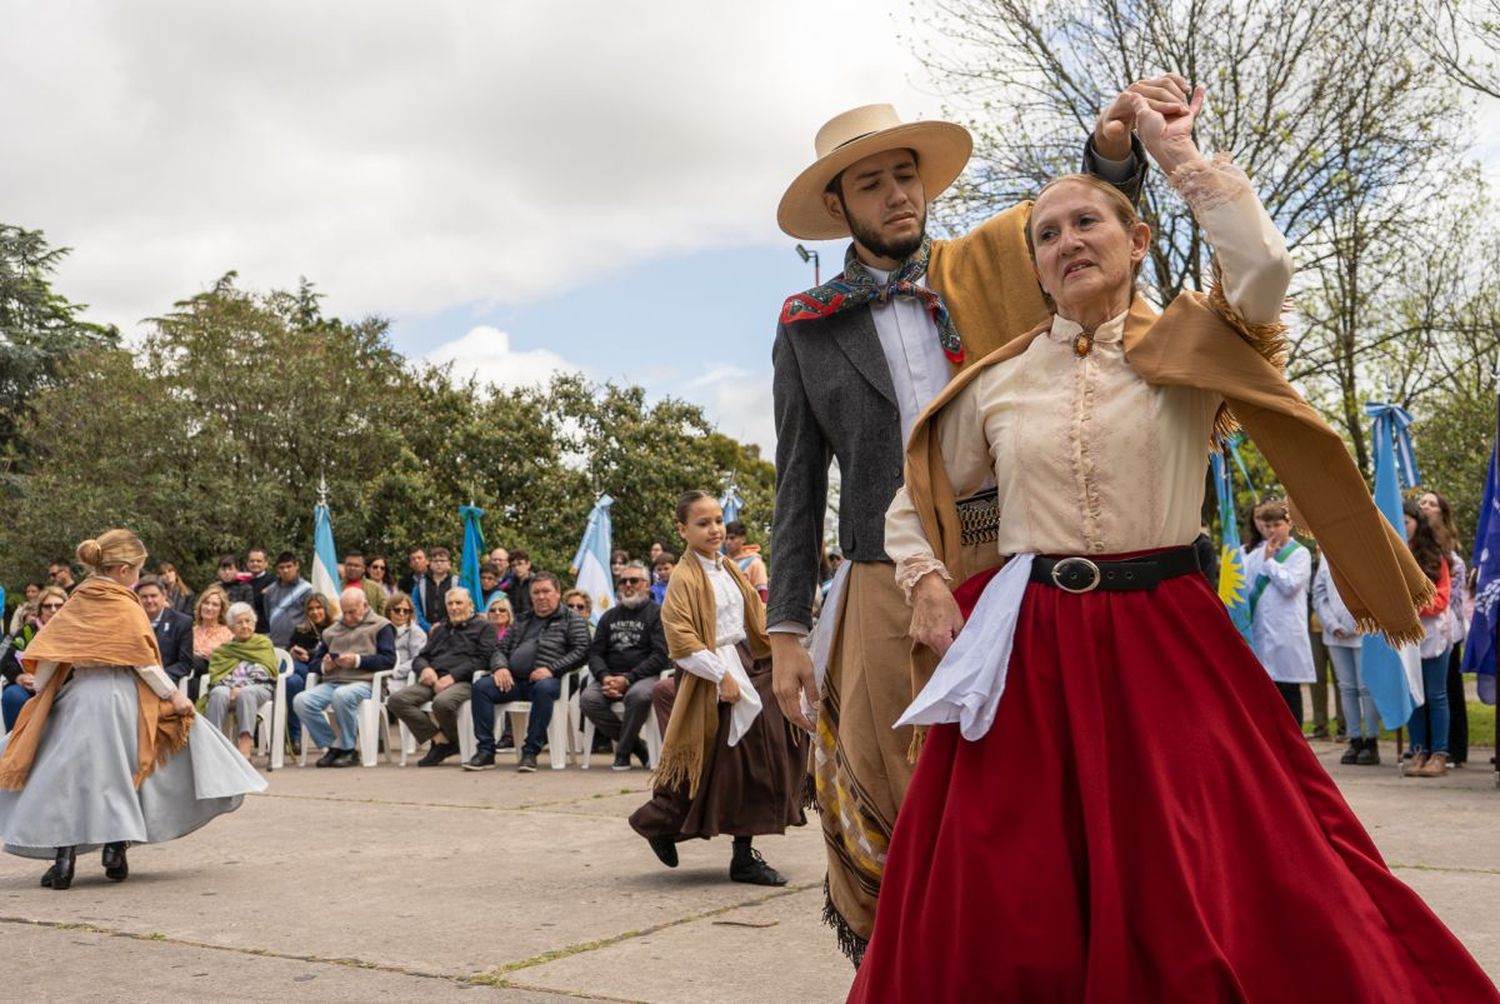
[423,573,456,626]
[413,616,496,684]
[151,608,196,682]
[506,573,535,619]
[491,607,588,677]
[587,601,669,685]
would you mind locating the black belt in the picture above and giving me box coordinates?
[1030,546,1200,594]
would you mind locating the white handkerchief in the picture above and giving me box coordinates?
[896,554,1035,741]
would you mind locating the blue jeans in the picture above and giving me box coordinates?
[472,673,561,757]
[1407,646,1454,754]
[293,681,372,751]
[1327,645,1379,738]
[2,683,33,732]
[284,670,308,743]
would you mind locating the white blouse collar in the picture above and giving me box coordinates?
[1048,307,1129,347]
[693,551,724,572]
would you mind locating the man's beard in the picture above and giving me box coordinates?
[617,591,650,609]
[847,205,927,264]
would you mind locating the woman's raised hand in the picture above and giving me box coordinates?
[1134,82,1206,175]
[1095,74,1195,161]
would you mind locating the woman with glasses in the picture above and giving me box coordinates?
[386,592,428,691]
[485,595,515,642]
[2,587,68,731]
[367,556,395,598]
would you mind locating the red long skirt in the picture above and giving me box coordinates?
[848,558,1497,1003]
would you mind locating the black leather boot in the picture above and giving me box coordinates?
[102,842,129,882]
[40,845,76,890]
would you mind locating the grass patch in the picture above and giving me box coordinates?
[1305,699,1496,746]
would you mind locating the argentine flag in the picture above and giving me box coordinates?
[311,500,342,605]
[570,495,616,625]
[1210,450,1251,644]
[1361,403,1424,728]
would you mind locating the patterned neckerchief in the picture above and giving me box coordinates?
[778,237,964,364]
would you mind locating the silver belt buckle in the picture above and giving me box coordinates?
[1051,557,1102,594]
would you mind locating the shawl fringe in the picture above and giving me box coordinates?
[907,725,928,765]
[1208,267,1291,445]
[823,875,870,968]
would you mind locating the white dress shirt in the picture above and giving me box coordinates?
[676,552,763,745]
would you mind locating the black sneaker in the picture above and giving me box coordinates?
[730,847,787,886]
[315,748,341,768]
[463,752,497,771]
[647,835,679,868]
[417,742,457,767]
[329,748,360,768]
[517,752,538,773]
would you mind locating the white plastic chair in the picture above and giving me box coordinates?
[579,669,669,770]
[397,670,482,766]
[495,671,577,770]
[212,647,292,770]
[296,668,391,768]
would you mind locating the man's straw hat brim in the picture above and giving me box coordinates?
[778,105,972,241]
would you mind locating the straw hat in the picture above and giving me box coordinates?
[777,104,972,241]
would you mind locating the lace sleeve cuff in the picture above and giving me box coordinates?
[895,555,953,603]
[1167,153,1251,213]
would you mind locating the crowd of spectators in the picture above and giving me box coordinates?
[0,538,768,777]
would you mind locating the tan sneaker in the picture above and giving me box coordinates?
[1401,753,1429,777]
[1414,752,1450,777]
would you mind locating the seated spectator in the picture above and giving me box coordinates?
[367,554,395,598]
[611,549,631,582]
[342,550,387,615]
[190,585,234,699]
[157,560,195,615]
[580,562,669,770]
[2,585,67,730]
[486,595,514,642]
[261,551,312,648]
[214,554,256,606]
[479,563,506,609]
[562,589,592,627]
[490,547,515,592]
[505,549,535,619]
[245,547,274,630]
[724,521,769,603]
[386,592,428,690]
[7,581,41,635]
[47,558,77,594]
[293,587,395,768]
[285,592,335,748]
[648,540,668,564]
[137,575,194,690]
[388,587,496,767]
[650,552,676,606]
[200,602,279,759]
[467,572,589,772]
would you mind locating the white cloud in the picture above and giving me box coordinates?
[423,325,583,391]
[0,1,944,333]
[685,365,777,457]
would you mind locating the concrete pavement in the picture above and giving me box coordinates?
[1,742,1497,1001]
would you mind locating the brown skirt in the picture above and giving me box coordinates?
[630,648,809,842]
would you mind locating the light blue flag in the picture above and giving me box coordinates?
[311,501,341,603]
[459,504,486,606]
[1360,402,1423,728]
[570,495,616,625]
[1210,448,1252,643]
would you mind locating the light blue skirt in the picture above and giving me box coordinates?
[0,667,267,858]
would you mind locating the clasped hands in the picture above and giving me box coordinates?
[1094,73,1207,175]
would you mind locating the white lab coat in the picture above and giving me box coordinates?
[1245,541,1316,683]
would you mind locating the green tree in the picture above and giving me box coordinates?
[0,225,117,486]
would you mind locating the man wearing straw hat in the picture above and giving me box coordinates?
[768,80,1192,965]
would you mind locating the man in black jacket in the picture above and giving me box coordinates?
[467,571,589,773]
[138,575,197,695]
[387,586,496,767]
[578,562,669,770]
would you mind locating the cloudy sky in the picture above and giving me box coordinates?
[0,1,958,454]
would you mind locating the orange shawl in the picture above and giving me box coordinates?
[0,576,193,790]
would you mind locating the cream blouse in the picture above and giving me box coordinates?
[885,156,1294,593]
